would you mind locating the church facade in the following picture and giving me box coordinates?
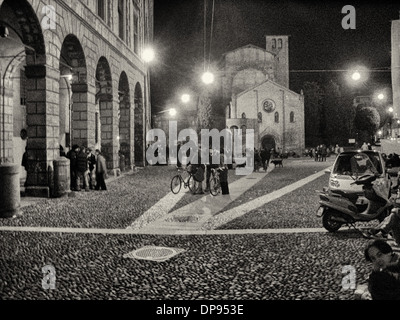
[221,35,305,155]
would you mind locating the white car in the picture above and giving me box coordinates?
[325,150,392,198]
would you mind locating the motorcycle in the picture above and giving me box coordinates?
[317,153,393,232]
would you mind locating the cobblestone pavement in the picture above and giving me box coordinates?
[0,157,387,302]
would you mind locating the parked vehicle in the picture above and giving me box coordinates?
[317,153,392,232]
[324,149,392,198]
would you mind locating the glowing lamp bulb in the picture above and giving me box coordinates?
[142,48,155,63]
[202,71,214,84]
[181,94,190,103]
[352,71,361,81]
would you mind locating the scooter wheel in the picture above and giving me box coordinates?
[322,210,343,232]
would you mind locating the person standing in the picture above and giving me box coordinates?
[260,147,270,172]
[219,154,229,195]
[66,145,80,191]
[205,148,219,193]
[76,146,90,191]
[86,148,96,190]
[95,149,107,191]
[21,146,28,188]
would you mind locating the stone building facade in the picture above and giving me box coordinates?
[0,0,153,196]
[392,18,400,120]
[222,35,305,154]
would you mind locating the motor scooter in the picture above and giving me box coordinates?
[317,154,393,232]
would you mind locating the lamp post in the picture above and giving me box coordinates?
[142,47,155,166]
[388,107,394,138]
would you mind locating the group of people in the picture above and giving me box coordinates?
[188,148,230,195]
[306,144,344,161]
[65,145,107,191]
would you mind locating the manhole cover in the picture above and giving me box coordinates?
[123,246,185,262]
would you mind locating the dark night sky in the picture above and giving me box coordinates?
[151,0,400,113]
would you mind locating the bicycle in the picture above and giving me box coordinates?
[170,166,195,194]
[209,168,221,196]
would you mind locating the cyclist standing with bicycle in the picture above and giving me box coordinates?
[190,148,206,194]
[219,153,230,195]
[205,148,219,193]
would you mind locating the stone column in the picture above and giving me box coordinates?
[71,83,89,147]
[98,92,118,170]
[24,65,60,197]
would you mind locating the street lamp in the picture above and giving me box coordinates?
[201,71,214,84]
[142,47,155,63]
[181,94,190,104]
[169,108,177,116]
[352,71,361,81]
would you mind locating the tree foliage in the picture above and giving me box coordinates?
[354,105,380,141]
[302,82,323,147]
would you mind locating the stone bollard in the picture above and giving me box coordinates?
[53,157,71,198]
[0,164,22,218]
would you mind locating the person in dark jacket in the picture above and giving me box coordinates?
[76,146,89,191]
[219,154,229,195]
[95,149,107,190]
[66,144,80,191]
[86,148,96,190]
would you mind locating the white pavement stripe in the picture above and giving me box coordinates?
[203,169,327,230]
[0,225,330,235]
[133,169,272,233]
[127,186,189,230]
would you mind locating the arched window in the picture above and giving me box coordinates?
[274,112,279,123]
[272,39,276,49]
[241,112,246,119]
[278,38,282,49]
[290,111,294,123]
[258,112,262,123]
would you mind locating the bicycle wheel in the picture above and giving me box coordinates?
[187,175,196,193]
[209,176,220,196]
[171,175,182,194]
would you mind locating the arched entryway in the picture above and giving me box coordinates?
[95,56,114,169]
[0,0,52,196]
[261,134,276,152]
[134,82,144,166]
[118,71,131,171]
[59,34,88,151]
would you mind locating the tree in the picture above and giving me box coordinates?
[354,105,381,143]
[322,80,355,146]
[302,82,324,147]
